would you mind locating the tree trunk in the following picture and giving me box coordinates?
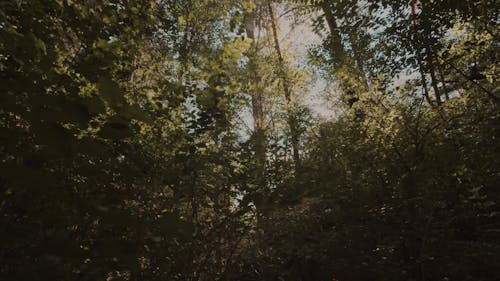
[439,68,450,101]
[417,58,433,106]
[428,55,442,106]
[245,6,267,187]
[267,2,301,173]
[321,2,346,65]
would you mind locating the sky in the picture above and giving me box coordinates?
[276,6,336,120]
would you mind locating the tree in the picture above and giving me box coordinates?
[1,0,498,280]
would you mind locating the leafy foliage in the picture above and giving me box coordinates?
[1,0,498,280]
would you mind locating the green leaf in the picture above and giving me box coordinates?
[33,122,74,146]
[81,95,106,115]
[156,213,194,238]
[98,78,125,105]
[98,117,133,140]
[116,103,152,124]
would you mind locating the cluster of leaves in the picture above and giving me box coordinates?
[235,92,499,280]
[0,0,256,280]
[227,0,500,280]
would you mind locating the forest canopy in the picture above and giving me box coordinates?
[0,0,499,280]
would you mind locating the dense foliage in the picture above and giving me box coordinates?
[1,0,498,280]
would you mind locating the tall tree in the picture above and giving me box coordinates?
[244,1,268,189]
[267,2,302,172]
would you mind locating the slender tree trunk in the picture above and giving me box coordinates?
[348,34,372,93]
[439,69,450,101]
[321,1,364,112]
[410,15,433,106]
[321,2,346,64]
[267,2,301,173]
[428,55,442,106]
[417,59,433,106]
[245,6,266,186]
